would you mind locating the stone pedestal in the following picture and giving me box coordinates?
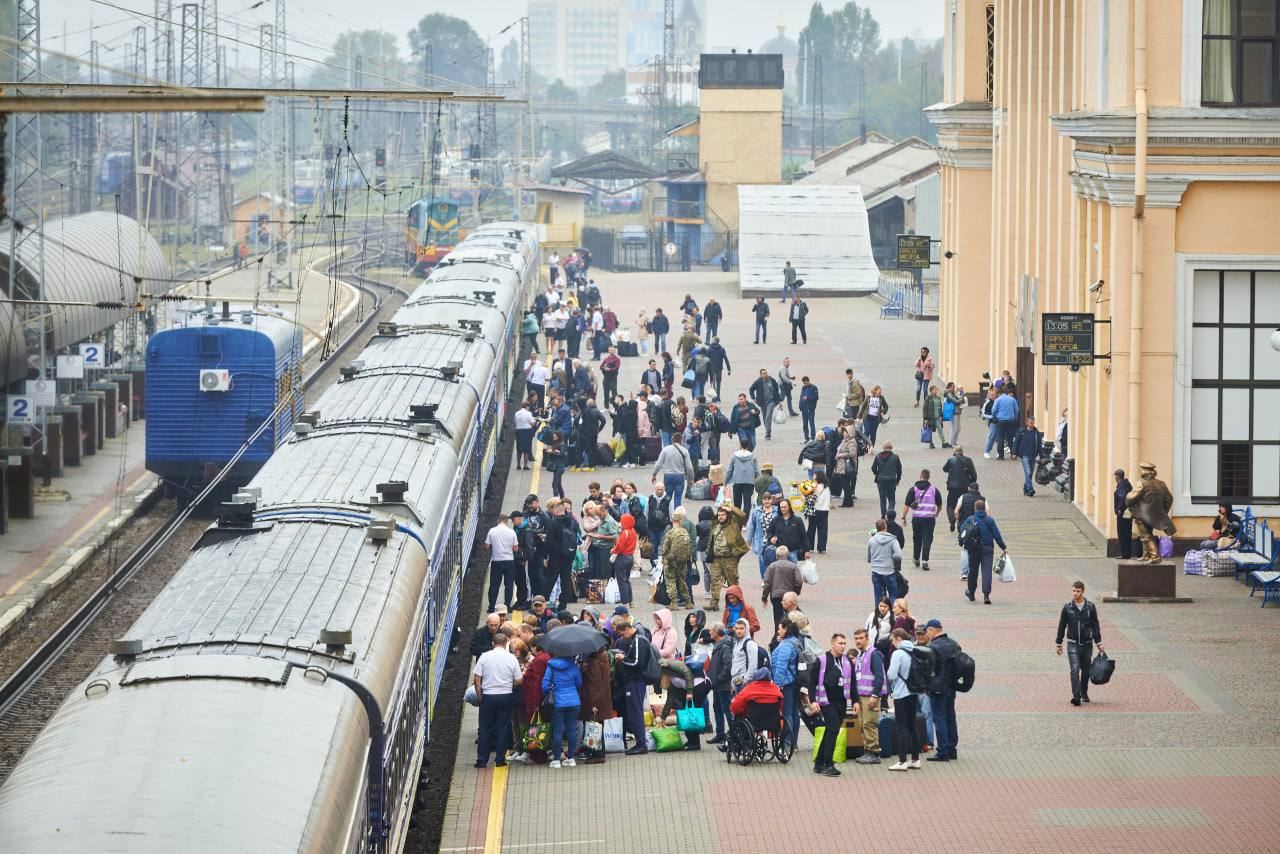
[1103,561,1194,604]
[31,416,64,479]
[1,447,34,518]
[54,406,82,466]
[72,394,99,457]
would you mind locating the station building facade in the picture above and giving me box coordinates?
[929,0,1280,539]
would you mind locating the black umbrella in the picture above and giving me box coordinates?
[540,623,607,658]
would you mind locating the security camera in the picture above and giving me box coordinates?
[1088,279,1105,294]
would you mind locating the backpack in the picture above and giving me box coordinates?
[756,644,771,670]
[951,650,976,693]
[794,636,819,672]
[905,645,936,695]
[960,516,984,551]
[640,638,662,685]
[672,407,687,430]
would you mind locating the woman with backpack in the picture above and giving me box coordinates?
[885,628,922,771]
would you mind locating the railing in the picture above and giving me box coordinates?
[666,199,703,220]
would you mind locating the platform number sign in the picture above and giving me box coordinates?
[6,396,34,424]
[80,342,104,367]
[1042,312,1095,366]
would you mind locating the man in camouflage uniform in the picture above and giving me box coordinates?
[660,509,694,609]
[706,504,749,609]
[1124,462,1176,564]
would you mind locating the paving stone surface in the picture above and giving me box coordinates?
[439,271,1280,854]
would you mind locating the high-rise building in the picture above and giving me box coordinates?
[529,0,629,91]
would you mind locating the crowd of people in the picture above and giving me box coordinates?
[474,274,1102,779]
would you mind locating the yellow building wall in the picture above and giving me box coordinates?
[698,87,782,229]
[937,163,994,388]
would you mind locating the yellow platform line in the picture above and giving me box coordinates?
[481,347,551,854]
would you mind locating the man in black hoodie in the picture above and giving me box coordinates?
[924,619,961,761]
[942,446,978,531]
[871,441,903,519]
[707,622,734,744]
[522,494,550,596]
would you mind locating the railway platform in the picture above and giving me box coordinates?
[0,247,368,644]
[440,270,1280,853]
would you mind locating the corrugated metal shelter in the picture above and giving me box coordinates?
[1,212,170,385]
[737,185,880,295]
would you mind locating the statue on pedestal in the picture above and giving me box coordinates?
[1125,462,1176,564]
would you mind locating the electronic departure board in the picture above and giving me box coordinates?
[1042,312,1095,366]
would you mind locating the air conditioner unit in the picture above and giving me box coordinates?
[199,369,231,392]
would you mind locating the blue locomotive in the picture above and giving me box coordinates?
[144,304,303,495]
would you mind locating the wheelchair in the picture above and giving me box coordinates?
[724,700,794,766]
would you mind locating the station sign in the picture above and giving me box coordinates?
[80,342,104,367]
[25,379,56,407]
[1042,312,1095,366]
[57,355,85,379]
[896,234,932,269]
[5,396,34,424]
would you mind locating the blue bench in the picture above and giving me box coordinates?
[1241,522,1280,606]
[880,290,905,319]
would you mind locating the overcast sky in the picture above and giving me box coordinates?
[41,0,942,77]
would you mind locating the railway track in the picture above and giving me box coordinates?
[0,243,414,782]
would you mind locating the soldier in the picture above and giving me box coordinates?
[1124,462,1176,563]
[706,504,749,610]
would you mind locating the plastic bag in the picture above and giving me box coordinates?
[920,425,933,444]
[811,725,847,764]
[677,700,707,732]
[1158,536,1174,559]
[996,553,1017,583]
[650,558,664,586]
[603,716,627,752]
[464,685,480,707]
[604,578,621,604]
[653,726,684,752]
[582,719,605,752]
[773,407,788,425]
[800,558,819,585]
[1089,652,1116,685]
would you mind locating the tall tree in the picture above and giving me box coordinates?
[585,69,626,103]
[407,13,487,90]
[308,30,403,88]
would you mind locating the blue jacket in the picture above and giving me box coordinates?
[650,313,670,335]
[541,657,583,708]
[799,384,819,412]
[1012,427,1043,459]
[969,510,1007,550]
[771,636,801,687]
[552,402,572,433]
[991,394,1020,422]
[887,641,916,700]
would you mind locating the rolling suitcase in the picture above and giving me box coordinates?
[878,712,929,759]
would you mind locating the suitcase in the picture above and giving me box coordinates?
[643,436,662,463]
[878,712,929,759]
[596,443,615,467]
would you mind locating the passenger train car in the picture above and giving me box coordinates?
[0,223,540,853]
[144,305,303,494]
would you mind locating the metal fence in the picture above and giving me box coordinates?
[877,270,940,317]
[581,226,737,273]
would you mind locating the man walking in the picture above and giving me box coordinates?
[871,441,903,519]
[903,469,942,570]
[788,296,809,344]
[600,345,621,403]
[652,432,695,507]
[650,307,671,354]
[483,512,521,612]
[706,337,732,399]
[613,619,656,754]
[704,297,723,339]
[991,387,1020,460]
[778,357,799,416]
[1055,581,1105,705]
[761,545,804,629]
[1012,415,1044,496]
[729,392,761,451]
[473,632,522,768]
[803,632,853,776]
[798,376,820,442]
[751,296,770,344]
[867,519,902,606]
[706,504,748,609]
[942,446,978,531]
[781,260,798,302]
[924,619,960,761]
[749,369,781,441]
[961,499,1007,605]
[851,628,885,764]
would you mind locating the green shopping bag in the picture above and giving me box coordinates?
[652,726,684,752]
[572,549,586,574]
[524,713,551,752]
[811,725,847,764]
